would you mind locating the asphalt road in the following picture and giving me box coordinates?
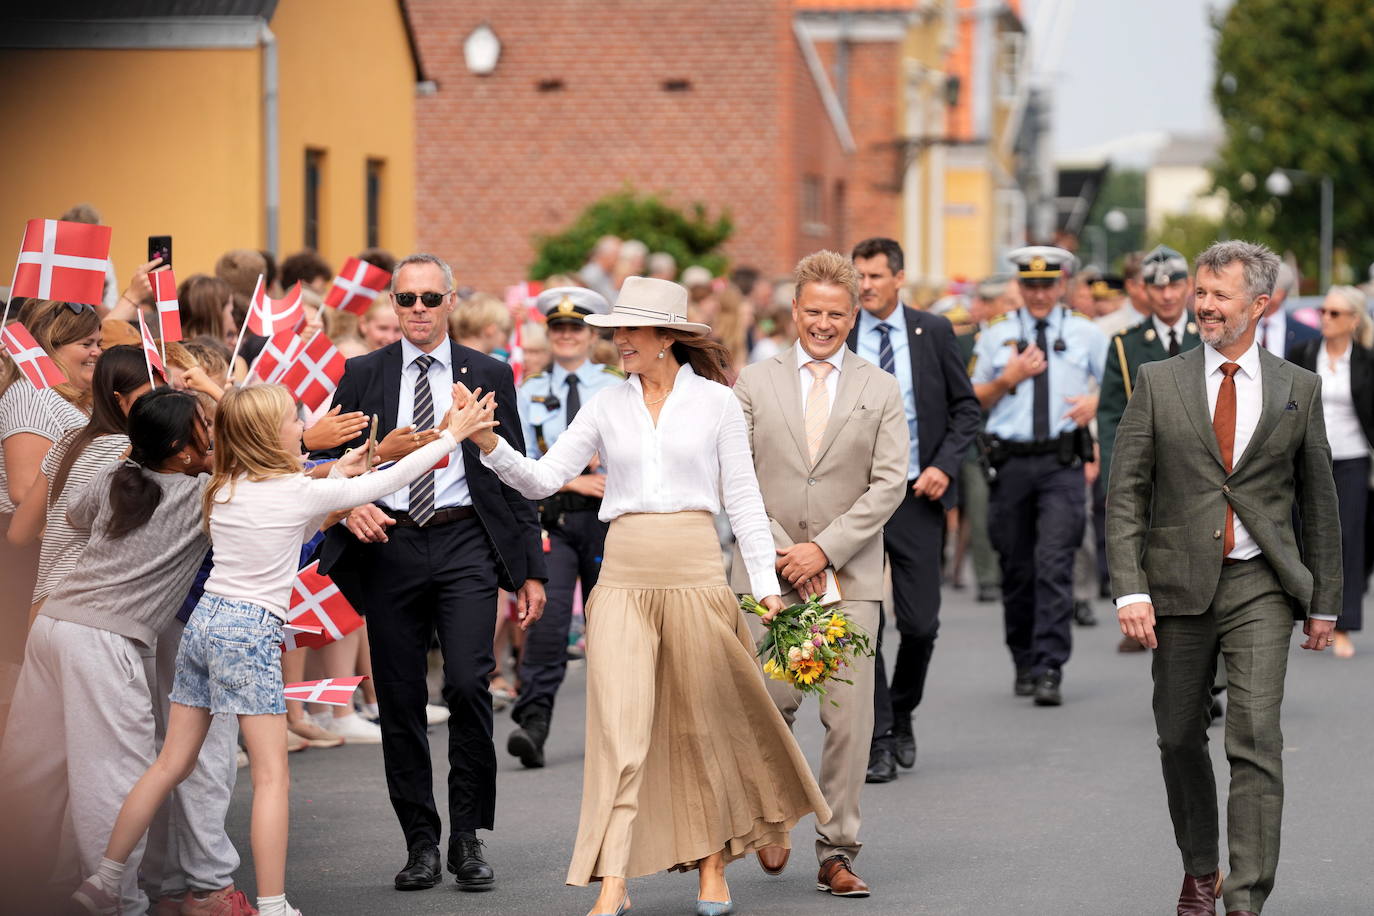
[224,587,1372,915]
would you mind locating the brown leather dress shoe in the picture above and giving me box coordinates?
[757,845,789,876]
[1176,870,1222,915]
[817,855,870,898]
[1118,635,1147,653]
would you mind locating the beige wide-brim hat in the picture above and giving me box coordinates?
[584,275,711,336]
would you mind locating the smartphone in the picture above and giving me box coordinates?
[147,235,172,269]
[363,415,379,469]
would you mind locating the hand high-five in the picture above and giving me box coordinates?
[447,383,500,451]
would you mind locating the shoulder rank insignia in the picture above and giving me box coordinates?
[601,365,627,378]
[988,314,1010,325]
[524,371,547,381]
[1071,309,1089,319]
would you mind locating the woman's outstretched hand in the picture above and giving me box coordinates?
[447,383,500,451]
[759,594,785,624]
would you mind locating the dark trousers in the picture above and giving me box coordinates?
[872,486,944,746]
[511,509,607,726]
[988,454,1084,676]
[1092,474,1109,590]
[1152,558,1292,914]
[355,516,499,849]
[1332,456,1368,630]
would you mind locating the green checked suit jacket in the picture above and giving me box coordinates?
[1104,345,1341,618]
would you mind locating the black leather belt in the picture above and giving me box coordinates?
[381,505,475,528]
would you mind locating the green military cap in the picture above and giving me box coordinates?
[1142,245,1189,286]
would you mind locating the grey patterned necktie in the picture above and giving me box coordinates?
[409,353,437,525]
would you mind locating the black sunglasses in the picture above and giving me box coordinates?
[392,290,451,309]
[62,302,96,316]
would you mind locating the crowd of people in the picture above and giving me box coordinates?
[0,208,1363,916]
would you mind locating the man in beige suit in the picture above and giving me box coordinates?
[730,250,908,898]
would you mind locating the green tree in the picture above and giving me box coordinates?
[529,189,733,281]
[1086,168,1148,267]
[1149,213,1224,264]
[1211,0,1374,285]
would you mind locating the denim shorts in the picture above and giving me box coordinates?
[170,594,286,716]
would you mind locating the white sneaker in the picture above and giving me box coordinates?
[425,704,451,726]
[328,713,382,744]
[356,701,380,722]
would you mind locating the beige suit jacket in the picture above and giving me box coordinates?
[729,346,909,602]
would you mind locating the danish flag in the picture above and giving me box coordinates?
[279,332,345,410]
[325,257,391,315]
[248,329,305,384]
[283,676,368,706]
[10,218,112,306]
[284,561,364,651]
[245,279,304,337]
[152,269,181,342]
[503,281,541,385]
[137,310,166,382]
[1,322,66,389]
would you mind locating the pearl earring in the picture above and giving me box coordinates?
[657,349,666,359]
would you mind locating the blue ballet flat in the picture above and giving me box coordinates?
[695,900,734,916]
[589,893,630,916]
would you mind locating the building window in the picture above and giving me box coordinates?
[305,149,325,250]
[833,179,846,249]
[366,159,384,248]
[998,32,1024,102]
[802,174,825,236]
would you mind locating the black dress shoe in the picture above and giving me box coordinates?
[1210,693,1225,724]
[1033,670,1063,707]
[507,712,549,768]
[1098,580,1112,600]
[394,844,441,891]
[1014,668,1036,696]
[1072,599,1098,627]
[447,833,495,891]
[977,585,1000,603]
[864,746,897,784]
[891,718,916,769]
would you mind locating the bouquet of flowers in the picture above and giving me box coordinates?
[741,594,874,702]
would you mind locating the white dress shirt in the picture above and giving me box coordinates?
[1257,310,1287,358]
[481,363,781,599]
[1316,345,1367,460]
[795,341,844,418]
[1152,313,1190,353]
[379,338,471,511]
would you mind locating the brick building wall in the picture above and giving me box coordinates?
[410,0,853,292]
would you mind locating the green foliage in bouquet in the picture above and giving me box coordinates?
[741,595,874,704]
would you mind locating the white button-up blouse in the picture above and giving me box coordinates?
[480,363,781,598]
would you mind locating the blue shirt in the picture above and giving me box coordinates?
[517,359,623,460]
[971,306,1108,442]
[856,306,920,477]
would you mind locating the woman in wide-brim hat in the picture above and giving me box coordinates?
[455,276,829,916]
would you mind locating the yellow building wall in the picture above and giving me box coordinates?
[272,0,416,267]
[942,167,994,281]
[0,48,261,287]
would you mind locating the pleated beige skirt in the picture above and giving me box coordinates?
[566,511,831,886]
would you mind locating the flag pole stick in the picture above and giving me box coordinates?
[3,226,28,328]
[138,312,157,389]
[226,274,263,385]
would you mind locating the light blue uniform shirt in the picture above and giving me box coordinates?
[856,305,920,478]
[970,306,1108,442]
[517,360,623,460]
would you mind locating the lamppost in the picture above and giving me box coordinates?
[1265,168,1333,293]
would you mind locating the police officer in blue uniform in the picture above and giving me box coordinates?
[505,287,623,768]
[970,247,1108,706]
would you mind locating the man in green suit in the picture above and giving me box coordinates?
[1106,240,1341,916]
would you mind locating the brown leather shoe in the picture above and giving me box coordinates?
[1176,870,1222,915]
[1118,635,1147,653]
[757,845,789,876]
[817,855,870,898]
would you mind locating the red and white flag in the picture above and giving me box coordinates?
[325,257,391,315]
[246,280,304,337]
[248,329,305,384]
[503,281,541,385]
[283,676,368,706]
[279,332,345,411]
[137,310,166,383]
[284,561,364,651]
[0,322,66,389]
[152,269,181,342]
[10,218,112,306]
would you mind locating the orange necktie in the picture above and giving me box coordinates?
[1212,362,1240,556]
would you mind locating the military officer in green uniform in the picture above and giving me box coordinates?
[1096,245,1202,651]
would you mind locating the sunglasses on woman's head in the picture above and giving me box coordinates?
[62,302,95,316]
[392,291,450,309]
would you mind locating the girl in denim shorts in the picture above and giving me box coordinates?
[77,383,475,916]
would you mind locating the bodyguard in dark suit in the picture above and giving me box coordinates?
[848,238,980,783]
[311,254,547,893]
[1107,241,1340,916]
[1254,262,1320,360]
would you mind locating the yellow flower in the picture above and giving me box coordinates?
[825,615,847,642]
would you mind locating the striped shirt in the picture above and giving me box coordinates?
[34,431,130,604]
[0,382,87,515]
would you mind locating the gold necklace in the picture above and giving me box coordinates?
[643,387,673,407]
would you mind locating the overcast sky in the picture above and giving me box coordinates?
[1026,0,1231,159]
